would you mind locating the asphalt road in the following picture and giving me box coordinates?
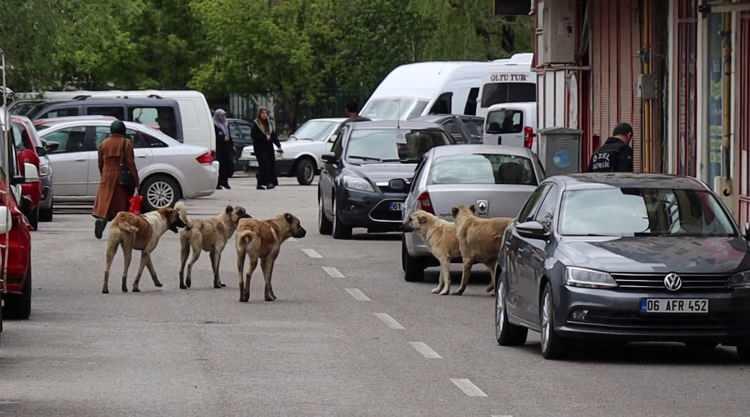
[1,176,749,417]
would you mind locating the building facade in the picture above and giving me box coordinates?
[533,0,750,223]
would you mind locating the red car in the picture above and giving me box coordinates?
[11,115,43,230]
[1,115,34,322]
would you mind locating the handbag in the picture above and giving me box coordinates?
[118,138,134,188]
[128,194,143,214]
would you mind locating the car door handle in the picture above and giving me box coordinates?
[74,159,87,162]
[136,156,147,159]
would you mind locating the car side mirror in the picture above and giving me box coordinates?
[516,221,550,240]
[45,142,60,153]
[0,206,12,234]
[321,153,338,164]
[389,178,408,192]
[36,146,48,156]
[24,163,40,183]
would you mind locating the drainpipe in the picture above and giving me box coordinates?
[720,13,732,198]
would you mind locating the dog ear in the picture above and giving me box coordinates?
[225,205,233,214]
[469,205,476,214]
[451,207,459,218]
[284,213,294,223]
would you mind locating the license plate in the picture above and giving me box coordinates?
[640,298,709,314]
[389,201,404,211]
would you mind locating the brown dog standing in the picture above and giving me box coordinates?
[452,205,512,295]
[403,210,461,295]
[103,202,188,294]
[235,213,307,302]
[179,205,251,290]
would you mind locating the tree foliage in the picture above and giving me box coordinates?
[2,0,531,124]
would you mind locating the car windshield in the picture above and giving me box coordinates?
[430,153,537,185]
[346,129,450,164]
[292,120,338,141]
[360,98,428,120]
[560,188,736,237]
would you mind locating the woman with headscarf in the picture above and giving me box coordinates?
[92,120,139,239]
[250,107,282,190]
[214,109,234,189]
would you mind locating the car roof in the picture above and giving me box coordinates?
[36,97,179,107]
[412,114,484,123]
[430,144,535,158]
[39,119,183,146]
[549,173,709,191]
[486,102,536,112]
[348,119,443,130]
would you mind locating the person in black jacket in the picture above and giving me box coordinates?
[214,109,234,189]
[589,122,634,172]
[251,107,282,190]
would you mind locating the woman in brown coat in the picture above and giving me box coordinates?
[92,120,139,239]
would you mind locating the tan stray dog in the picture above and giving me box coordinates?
[452,205,512,295]
[179,205,252,290]
[103,202,188,294]
[403,210,461,295]
[235,213,307,302]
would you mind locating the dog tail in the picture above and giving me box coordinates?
[119,222,138,234]
[237,230,257,248]
[174,200,191,229]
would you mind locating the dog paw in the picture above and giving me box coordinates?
[102,288,109,294]
[452,290,464,296]
[180,284,187,290]
[213,283,223,289]
[121,287,128,293]
[431,287,441,294]
[186,279,192,288]
[439,289,450,296]
[132,288,140,293]
[154,282,163,288]
[220,283,227,288]
[485,286,495,293]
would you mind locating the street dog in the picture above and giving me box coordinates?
[452,205,512,296]
[403,210,460,295]
[235,213,307,302]
[102,202,188,294]
[179,205,252,290]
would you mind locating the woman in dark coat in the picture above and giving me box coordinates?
[214,109,234,189]
[92,120,139,239]
[250,107,282,190]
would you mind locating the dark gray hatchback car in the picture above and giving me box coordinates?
[495,174,750,360]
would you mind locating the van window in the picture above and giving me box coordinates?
[429,92,452,115]
[481,82,536,107]
[39,107,80,119]
[43,126,88,154]
[129,106,179,140]
[486,109,523,134]
[88,106,125,120]
[464,88,479,115]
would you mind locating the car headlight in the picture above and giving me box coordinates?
[342,175,376,192]
[729,270,750,288]
[564,267,618,289]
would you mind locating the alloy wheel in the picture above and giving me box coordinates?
[147,180,175,208]
[496,281,505,337]
[541,291,552,353]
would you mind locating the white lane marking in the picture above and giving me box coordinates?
[302,248,323,259]
[344,288,371,301]
[491,415,513,417]
[408,341,442,359]
[322,266,345,278]
[450,378,488,398]
[374,313,405,330]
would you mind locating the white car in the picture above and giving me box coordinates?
[39,120,218,211]
[240,118,345,185]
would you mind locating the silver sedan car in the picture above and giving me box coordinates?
[401,144,545,281]
[38,120,218,211]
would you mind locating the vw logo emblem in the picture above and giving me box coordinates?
[476,200,489,215]
[664,273,682,292]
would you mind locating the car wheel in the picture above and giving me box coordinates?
[4,266,31,320]
[141,175,182,212]
[331,197,351,239]
[496,278,528,346]
[296,158,316,185]
[685,341,718,353]
[39,202,53,222]
[737,342,750,362]
[318,195,332,235]
[28,207,39,231]
[540,283,566,359]
[402,238,424,282]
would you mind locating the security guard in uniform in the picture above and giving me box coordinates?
[589,123,634,172]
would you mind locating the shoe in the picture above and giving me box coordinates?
[94,219,107,239]
[266,184,276,189]
[256,185,268,190]
[223,184,232,190]
[216,185,222,190]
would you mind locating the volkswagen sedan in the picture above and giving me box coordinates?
[495,174,750,360]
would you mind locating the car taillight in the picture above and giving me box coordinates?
[196,152,214,164]
[417,192,434,214]
[523,127,535,149]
